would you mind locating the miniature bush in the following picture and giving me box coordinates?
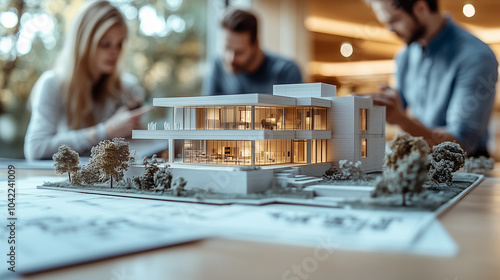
[237,166,261,171]
[52,145,79,183]
[134,155,173,192]
[463,156,494,173]
[339,160,362,180]
[429,142,466,186]
[322,161,362,181]
[153,165,173,193]
[172,177,187,196]
[322,166,342,180]
[72,162,101,185]
[134,155,160,190]
[90,138,130,188]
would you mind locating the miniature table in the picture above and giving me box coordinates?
[1,166,499,280]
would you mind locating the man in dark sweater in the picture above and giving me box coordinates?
[203,9,302,95]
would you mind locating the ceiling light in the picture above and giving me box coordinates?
[463,4,475,18]
[340,43,353,58]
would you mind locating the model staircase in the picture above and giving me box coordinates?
[274,168,323,189]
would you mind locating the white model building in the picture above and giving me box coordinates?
[132,83,385,194]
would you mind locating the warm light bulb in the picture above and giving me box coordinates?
[340,43,353,58]
[463,4,475,18]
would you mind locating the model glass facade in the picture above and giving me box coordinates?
[183,106,327,131]
[133,83,385,173]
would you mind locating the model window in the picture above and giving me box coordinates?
[359,108,367,131]
[361,139,367,158]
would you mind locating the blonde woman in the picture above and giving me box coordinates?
[24,1,150,160]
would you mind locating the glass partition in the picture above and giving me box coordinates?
[183,106,326,131]
[255,140,292,165]
[183,140,252,165]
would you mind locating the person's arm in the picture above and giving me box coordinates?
[24,73,152,160]
[369,87,457,148]
[371,51,498,152]
[24,73,96,160]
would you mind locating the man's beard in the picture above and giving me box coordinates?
[229,49,259,74]
[406,17,426,45]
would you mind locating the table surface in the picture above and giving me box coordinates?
[1,167,499,280]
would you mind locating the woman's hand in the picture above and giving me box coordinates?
[104,106,153,138]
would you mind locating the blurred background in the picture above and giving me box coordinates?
[1,0,499,159]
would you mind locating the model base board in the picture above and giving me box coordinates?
[39,173,482,215]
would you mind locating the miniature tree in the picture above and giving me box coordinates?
[385,133,429,170]
[429,142,466,186]
[373,151,428,206]
[172,177,187,196]
[52,145,80,183]
[90,138,130,188]
[372,133,430,206]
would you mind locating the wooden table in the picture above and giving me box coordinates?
[1,167,499,280]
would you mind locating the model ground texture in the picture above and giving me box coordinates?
[41,172,480,212]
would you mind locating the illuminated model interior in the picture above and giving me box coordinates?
[132,83,386,193]
[134,83,384,170]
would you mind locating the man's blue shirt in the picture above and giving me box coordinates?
[396,17,498,156]
[203,52,302,95]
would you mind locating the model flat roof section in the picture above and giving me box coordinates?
[153,94,297,107]
[133,130,332,140]
[273,83,337,98]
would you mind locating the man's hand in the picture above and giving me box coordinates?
[104,106,153,139]
[360,86,459,148]
[366,85,405,125]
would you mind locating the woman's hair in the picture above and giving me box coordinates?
[55,0,127,129]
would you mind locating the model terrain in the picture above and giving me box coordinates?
[42,128,490,213]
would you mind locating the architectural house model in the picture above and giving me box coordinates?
[132,83,386,194]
